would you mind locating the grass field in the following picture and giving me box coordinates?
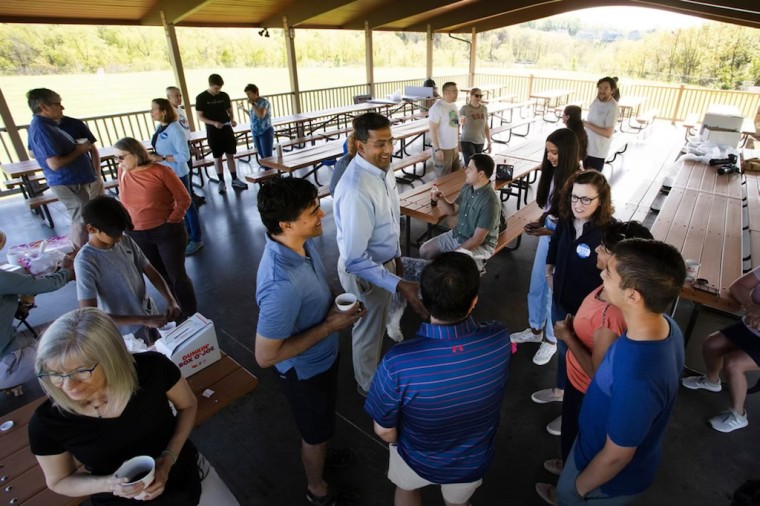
[0,66,469,125]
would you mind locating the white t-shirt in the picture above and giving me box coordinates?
[174,106,191,142]
[585,98,619,158]
[429,100,460,150]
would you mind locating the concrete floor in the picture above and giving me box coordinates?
[1,120,757,505]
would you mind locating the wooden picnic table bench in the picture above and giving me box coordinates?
[529,89,574,122]
[0,353,257,506]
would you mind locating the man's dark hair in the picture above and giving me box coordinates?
[612,239,686,313]
[597,76,617,90]
[421,252,480,322]
[257,178,318,235]
[601,220,652,251]
[27,88,60,114]
[352,112,391,143]
[208,74,224,86]
[244,83,259,94]
[470,153,495,178]
[82,196,133,237]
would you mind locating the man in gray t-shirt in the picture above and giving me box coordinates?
[420,153,501,270]
[75,196,180,343]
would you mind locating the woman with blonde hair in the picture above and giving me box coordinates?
[28,307,201,504]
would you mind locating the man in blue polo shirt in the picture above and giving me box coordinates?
[26,88,103,248]
[255,177,364,506]
[365,252,512,506]
[556,239,686,505]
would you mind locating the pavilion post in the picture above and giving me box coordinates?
[283,17,302,114]
[426,25,433,80]
[365,21,375,98]
[161,16,195,131]
[468,27,477,88]
[0,87,29,162]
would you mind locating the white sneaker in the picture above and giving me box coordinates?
[546,415,562,436]
[681,375,722,392]
[532,388,564,404]
[709,409,748,433]
[510,327,543,344]
[533,341,557,365]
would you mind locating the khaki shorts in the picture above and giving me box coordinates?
[433,148,462,177]
[387,444,481,504]
[49,178,104,224]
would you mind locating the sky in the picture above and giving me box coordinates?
[552,6,706,30]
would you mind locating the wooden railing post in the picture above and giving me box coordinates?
[527,74,534,99]
[0,87,29,162]
[671,83,685,125]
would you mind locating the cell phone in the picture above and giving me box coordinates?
[495,163,514,180]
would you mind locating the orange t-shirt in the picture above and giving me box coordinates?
[566,285,626,393]
[118,163,191,231]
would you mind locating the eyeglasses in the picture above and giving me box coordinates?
[570,194,599,206]
[116,154,130,161]
[38,363,99,387]
[472,94,483,98]
[364,138,397,149]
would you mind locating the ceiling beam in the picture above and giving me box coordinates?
[260,0,356,28]
[142,0,212,26]
[404,0,558,32]
[342,0,461,30]
[450,0,609,33]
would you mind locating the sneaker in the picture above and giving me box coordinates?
[185,241,204,256]
[535,483,558,506]
[306,489,340,506]
[543,458,563,476]
[546,415,562,436]
[533,341,557,365]
[231,179,249,190]
[531,388,564,404]
[709,409,748,433]
[510,327,544,344]
[681,375,721,392]
[218,182,227,194]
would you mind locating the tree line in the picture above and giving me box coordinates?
[0,21,757,90]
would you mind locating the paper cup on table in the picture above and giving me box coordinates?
[685,259,700,280]
[115,455,155,498]
[6,251,23,267]
[335,293,358,312]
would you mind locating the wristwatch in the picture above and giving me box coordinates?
[161,155,167,161]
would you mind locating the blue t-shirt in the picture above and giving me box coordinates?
[255,235,338,380]
[365,317,512,484]
[574,314,685,496]
[28,115,97,186]
[249,98,272,135]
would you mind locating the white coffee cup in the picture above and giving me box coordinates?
[335,293,358,312]
[685,259,700,280]
[76,138,88,144]
[115,455,155,498]
[6,252,23,266]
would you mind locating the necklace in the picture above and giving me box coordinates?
[89,400,108,418]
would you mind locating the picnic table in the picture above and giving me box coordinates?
[256,139,346,185]
[399,157,541,255]
[529,89,574,121]
[650,158,743,342]
[617,96,647,132]
[460,84,503,100]
[503,138,546,164]
[0,353,257,506]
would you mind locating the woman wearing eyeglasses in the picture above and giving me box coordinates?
[28,308,201,505]
[113,137,196,321]
[459,88,492,167]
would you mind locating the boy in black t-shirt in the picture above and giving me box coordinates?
[195,74,248,194]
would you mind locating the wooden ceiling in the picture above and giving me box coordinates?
[0,0,758,32]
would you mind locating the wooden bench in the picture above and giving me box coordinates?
[492,201,543,254]
[683,112,700,140]
[192,146,259,187]
[24,180,120,228]
[393,150,432,185]
[491,116,535,144]
[244,168,281,186]
[605,134,633,165]
[635,108,659,129]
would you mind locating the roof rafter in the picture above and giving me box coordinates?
[260,0,357,29]
[142,0,213,25]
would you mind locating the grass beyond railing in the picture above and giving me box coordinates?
[2,73,757,166]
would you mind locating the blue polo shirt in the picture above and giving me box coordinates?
[255,235,339,380]
[365,317,512,483]
[27,115,97,186]
[575,315,684,496]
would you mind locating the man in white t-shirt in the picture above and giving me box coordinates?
[166,86,205,205]
[583,77,619,172]
[429,82,461,177]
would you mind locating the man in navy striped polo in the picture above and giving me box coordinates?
[365,252,512,506]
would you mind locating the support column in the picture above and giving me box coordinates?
[468,27,477,88]
[283,17,302,114]
[426,25,433,79]
[365,21,375,98]
[162,15,195,131]
[0,87,28,162]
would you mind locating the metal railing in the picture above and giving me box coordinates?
[3,73,757,166]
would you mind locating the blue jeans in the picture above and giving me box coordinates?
[253,127,274,159]
[180,176,202,243]
[557,441,643,505]
[527,220,556,342]
[552,300,569,391]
